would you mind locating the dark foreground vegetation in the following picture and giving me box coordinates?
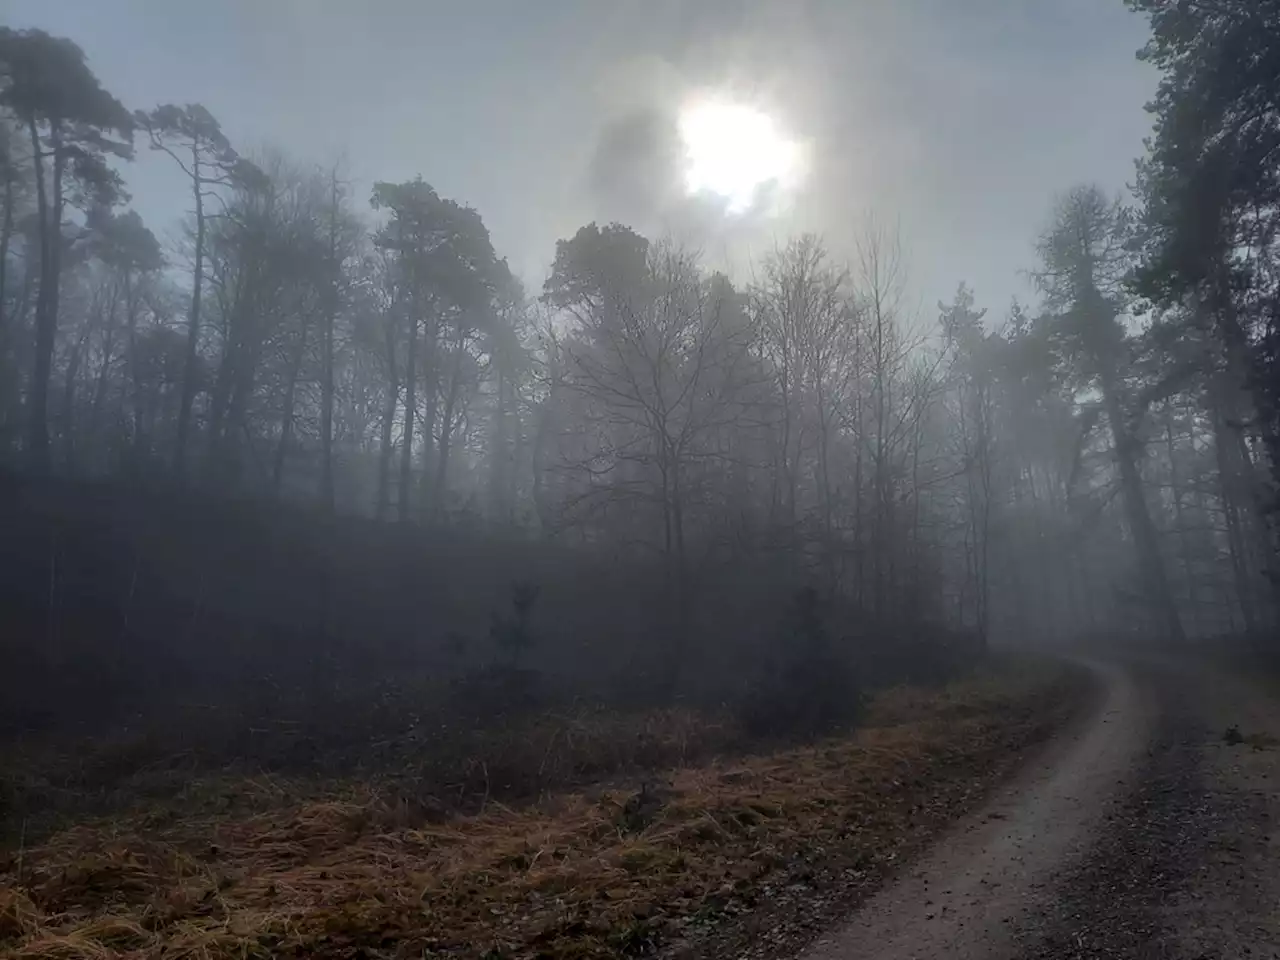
[0,654,1081,960]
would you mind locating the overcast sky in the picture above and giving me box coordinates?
[1,0,1157,323]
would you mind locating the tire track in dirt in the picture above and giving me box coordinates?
[799,659,1157,960]
[799,653,1280,960]
[1007,658,1212,960]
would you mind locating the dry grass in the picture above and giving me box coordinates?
[0,657,1082,960]
[0,702,740,854]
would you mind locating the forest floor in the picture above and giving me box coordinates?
[0,658,1085,960]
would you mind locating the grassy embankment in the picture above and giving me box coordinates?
[0,657,1087,960]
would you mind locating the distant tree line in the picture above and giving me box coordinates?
[0,8,1277,667]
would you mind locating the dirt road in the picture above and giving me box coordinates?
[800,654,1280,960]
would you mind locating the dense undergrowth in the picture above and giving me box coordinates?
[0,696,744,850]
[0,657,1085,960]
[0,583,973,849]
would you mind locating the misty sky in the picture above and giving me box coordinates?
[1,0,1156,323]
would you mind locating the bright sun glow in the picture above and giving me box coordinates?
[678,99,804,214]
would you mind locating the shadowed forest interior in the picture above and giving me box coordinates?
[0,4,1278,746]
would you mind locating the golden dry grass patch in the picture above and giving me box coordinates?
[0,658,1082,960]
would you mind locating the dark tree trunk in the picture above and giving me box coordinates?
[398,310,417,523]
[375,315,399,521]
[122,271,145,459]
[174,144,205,480]
[273,319,310,497]
[416,315,442,521]
[207,295,243,479]
[1164,409,1198,634]
[432,327,467,518]
[376,387,397,520]
[26,117,56,472]
[0,149,13,353]
[87,326,115,465]
[1215,409,1257,632]
[320,300,335,511]
[320,177,339,513]
[220,290,268,488]
[1101,370,1185,642]
[60,332,85,470]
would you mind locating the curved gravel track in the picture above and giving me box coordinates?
[799,654,1280,960]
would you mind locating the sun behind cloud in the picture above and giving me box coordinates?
[677,97,807,214]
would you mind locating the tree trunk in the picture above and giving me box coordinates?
[376,384,397,521]
[173,144,205,480]
[320,176,339,512]
[1207,361,1280,625]
[975,382,994,644]
[207,341,234,469]
[60,332,85,470]
[26,117,55,472]
[852,394,864,608]
[508,389,525,524]
[123,270,145,460]
[207,279,253,479]
[816,387,838,593]
[416,314,442,521]
[670,442,689,674]
[489,364,510,522]
[1164,408,1199,635]
[656,438,685,698]
[223,331,260,487]
[1215,293,1280,491]
[432,327,467,518]
[1210,395,1258,632]
[320,299,335,511]
[0,150,14,353]
[872,301,891,619]
[376,312,399,520]
[1101,371,1185,641]
[88,324,117,465]
[1232,428,1280,625]
[272,320,310,497]
[398,310,417,523]
[531,380,556,534]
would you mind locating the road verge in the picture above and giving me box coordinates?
[0,657,1089,960]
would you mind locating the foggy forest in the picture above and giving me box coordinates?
[0,2,1279,959]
